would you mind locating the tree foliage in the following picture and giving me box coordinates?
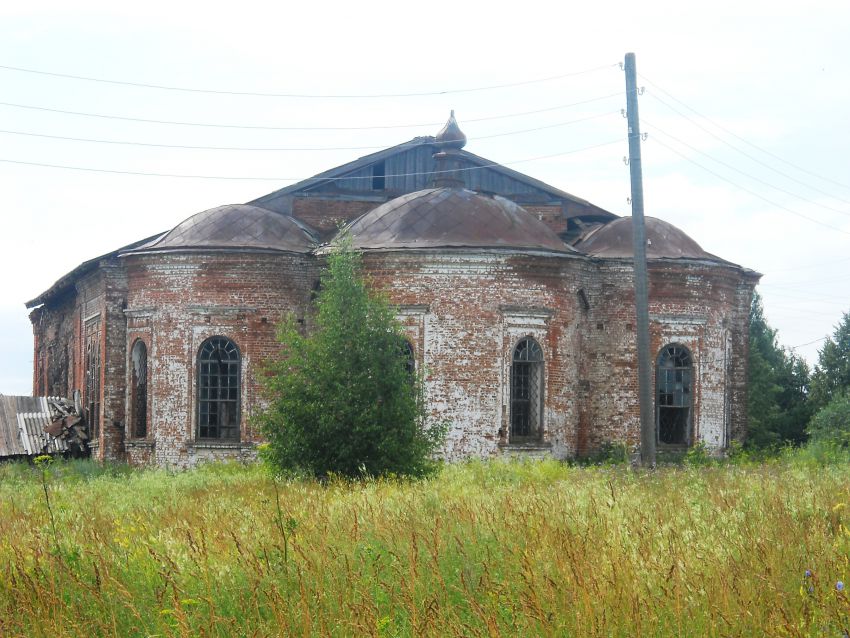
[804,310,850,447]
[806,392,850,448]
[257,238,444,478]
[747,291,811,448]
[809,311,850,412]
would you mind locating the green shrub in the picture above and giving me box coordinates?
[257,236,444,479]
[807,392,850,448]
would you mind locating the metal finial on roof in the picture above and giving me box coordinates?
[435,110,467,150]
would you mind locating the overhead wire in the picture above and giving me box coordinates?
[647,136,850,235]
[0,92,622,131]
[639,73,850,193]
[0,111,618,152]
[759,272,850,288]
[640,77,850,205]
[0,138,623,181]
[790,336,828,350]
[763,255,850,273]
[643,120,850,218]
[0,62,618,98]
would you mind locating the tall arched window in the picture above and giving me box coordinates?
[511,337,544,441]
[657,344,693,445]
[130,340,148,438]
[197,336,241,440]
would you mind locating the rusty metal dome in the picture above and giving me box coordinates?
[344,187,575,253]
[573,216,720,260]
[434,110,467,150]
[126,204,317,254]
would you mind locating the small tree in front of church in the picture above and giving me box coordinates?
[257,237,443,478]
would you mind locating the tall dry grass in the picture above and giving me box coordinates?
[1,456,849,636]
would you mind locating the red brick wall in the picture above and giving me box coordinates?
[123,251,318,467]
[361,250,586,460]
[522,206,568,235]
[31,243,756,466]
[29,264,125,461]
[577,259,756,456]
[292,198,379,240]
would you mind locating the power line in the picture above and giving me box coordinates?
[643,120,850,218]
[762,291,850,307]
[648,136,850,235]
[641,82,850,207]
[0,111,617,152]
[639,73,850,193]
[0,93,622,131]
[790,336,828,349]
[760,272,850,289]
[765,255,850,273]
[0,138,622,181]
[0,62,618,98]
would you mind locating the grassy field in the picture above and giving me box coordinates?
[1,454,850,637]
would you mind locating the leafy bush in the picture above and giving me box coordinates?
[257,237,444,479]
[807,392,850,448]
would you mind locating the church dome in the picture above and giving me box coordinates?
[573,216,721,261]
[345,187,575,253]
[126,204,317,254]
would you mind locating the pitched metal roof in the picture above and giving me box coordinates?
[249,136,616,218]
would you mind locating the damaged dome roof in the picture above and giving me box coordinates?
[345,187,576,254]
[125,204,317,254]
[574,216,725,261]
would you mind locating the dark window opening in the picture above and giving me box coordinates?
[197,336,240,440]
[510,337,544,441]
[372,161,386,190]
[402,339,415,375]
[310,279,322,301]
[130,340,148,438]
[656,344,692,445]
[85,322,101,440]
[577,288,590,311]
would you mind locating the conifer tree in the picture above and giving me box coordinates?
[747,292,811,448]
[257,238,444,478]
[809,311,850,412]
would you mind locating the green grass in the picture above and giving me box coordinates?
[2,453,850,636]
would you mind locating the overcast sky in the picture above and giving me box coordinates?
[1,1,848,395]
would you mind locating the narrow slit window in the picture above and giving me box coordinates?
[85,321,101,439]
[130,340,148,438]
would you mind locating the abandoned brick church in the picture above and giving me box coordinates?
[26,114,760,467]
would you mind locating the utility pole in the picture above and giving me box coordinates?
[624,52,655,467]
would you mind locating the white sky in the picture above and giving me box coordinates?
[1,1,848,394]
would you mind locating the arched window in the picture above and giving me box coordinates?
[511,337,544,441]
[130,340,148,438]
[197,336,241,440]
[657,344,693,445]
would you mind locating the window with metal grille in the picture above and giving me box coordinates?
[197,336,240,440]
[656,344,692,445]
[511,337,544,441]
[130,340,148,438]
